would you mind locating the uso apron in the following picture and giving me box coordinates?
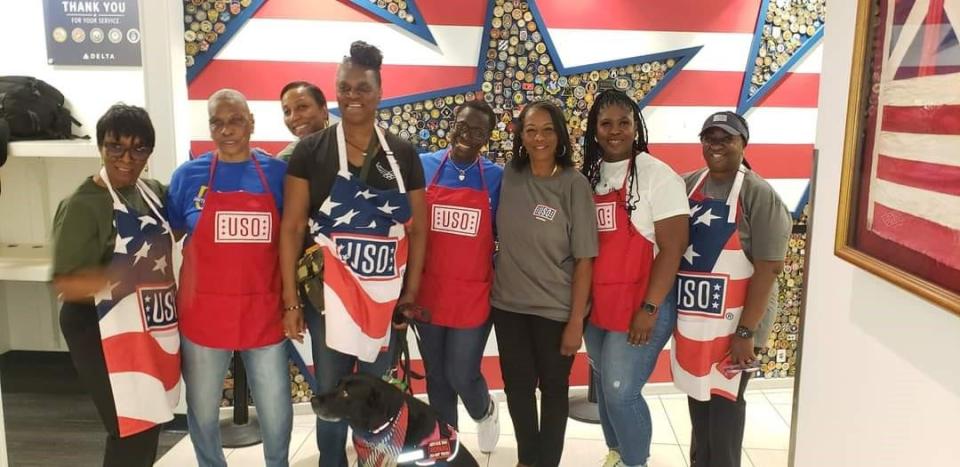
[309,123,412,362]
[177,154,284,349]
[95,167,181,437]
[670,166,754,401]
[590,158,655,332]
[416,151,494,328]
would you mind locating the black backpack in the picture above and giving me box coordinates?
[0,76,81,141]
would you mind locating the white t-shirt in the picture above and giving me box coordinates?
[595,152,689,246]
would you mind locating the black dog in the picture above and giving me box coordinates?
[312,373,479,467]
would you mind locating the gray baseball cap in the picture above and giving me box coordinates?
[700,111,749,143]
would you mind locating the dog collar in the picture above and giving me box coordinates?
[354,402,410,467]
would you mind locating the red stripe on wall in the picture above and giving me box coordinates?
[650,143,814,179]
[255,0,488,26]
[877,155,960,197]
[535,0,762,33]
[648,71,820,107]
[188,62,478,101]
[881,105,960,135]
[870,203,960,270]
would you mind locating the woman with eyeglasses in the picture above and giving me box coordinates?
[672,111,791,467]
[52,104,180,467]
[167,89,292,467]
[491,100,598,467]
[413,100,504,453]
[278,41,427,467]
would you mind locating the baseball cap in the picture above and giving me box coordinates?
[700,111,749,143]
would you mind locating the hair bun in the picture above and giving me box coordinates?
[349,41,383,70]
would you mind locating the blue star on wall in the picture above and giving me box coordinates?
[737,0,825,114]
[345,0,436,45]
[334,0,701,164]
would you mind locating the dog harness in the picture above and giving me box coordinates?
[353,401,461,466]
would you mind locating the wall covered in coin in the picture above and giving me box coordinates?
[184,0,825,386]
[758,204,809,379]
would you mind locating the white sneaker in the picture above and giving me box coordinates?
[602,450,622,467]
[476,399,500,453]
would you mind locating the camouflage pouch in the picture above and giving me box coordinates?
[296,244,324,312]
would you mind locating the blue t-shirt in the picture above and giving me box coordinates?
[420,150,503,218]
[167,150,287,237]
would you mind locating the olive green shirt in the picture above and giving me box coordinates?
[52,177,167,276]
[276,140,298,162]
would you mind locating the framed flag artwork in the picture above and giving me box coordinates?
[837,0,960,315]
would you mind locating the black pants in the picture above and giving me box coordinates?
[492,308,575,467]
[687,370,752,467]
[60,302,161,467]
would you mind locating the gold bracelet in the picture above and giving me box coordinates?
[283,303,304,312]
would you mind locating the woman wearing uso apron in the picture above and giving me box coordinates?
[168,89,292,467]
[671,112,791,467]
[416,100,504,454]
[279,41,428,467]
[581,90,689,467]
[52,105,179,466]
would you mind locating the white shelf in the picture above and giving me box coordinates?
[0,244,52,282]
[8,140,99,158]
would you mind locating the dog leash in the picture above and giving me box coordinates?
[387,303,429,394]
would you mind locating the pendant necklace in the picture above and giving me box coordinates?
[449,157,479,181]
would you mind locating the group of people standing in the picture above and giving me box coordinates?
[51,40,791,467]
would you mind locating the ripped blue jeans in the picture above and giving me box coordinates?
[583,293,677,467]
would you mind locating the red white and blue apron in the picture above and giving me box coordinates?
[670,166,754,401]
[590,158,655,332]
[309,123,412,362]
[416,151,494,329]
[178,155,284,349]
[95,167,181,437]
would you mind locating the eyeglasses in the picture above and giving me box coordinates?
[700,134,737,146]
[209,115,249,132]
[454,121,491,140]
[103,143,152,161]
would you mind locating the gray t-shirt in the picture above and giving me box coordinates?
[684,168,792,347]
[491,164,599,322]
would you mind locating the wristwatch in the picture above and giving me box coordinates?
[735,325,755,339]
[641,302,658,316]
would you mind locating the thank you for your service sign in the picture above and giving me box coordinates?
[43,0,142,66]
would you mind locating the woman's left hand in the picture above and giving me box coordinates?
[560,321,583,356]
[729,336,756,366]
[392,294,414,331]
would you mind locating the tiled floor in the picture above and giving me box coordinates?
[157,386,794,467]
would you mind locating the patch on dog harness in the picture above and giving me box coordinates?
[406,420,460,465]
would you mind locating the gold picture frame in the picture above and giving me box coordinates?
[836,0,960,316]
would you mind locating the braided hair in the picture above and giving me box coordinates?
[342,41,384,88]
[582,89,650,214]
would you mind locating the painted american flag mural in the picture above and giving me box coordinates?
[185,0,822,387]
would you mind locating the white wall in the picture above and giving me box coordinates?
[0,0,145,243]
[793,1,960,465]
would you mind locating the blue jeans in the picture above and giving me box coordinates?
[304,303,398,467]
[583,293,678,467]
[414,320,493,428]
[181,336,293,467]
